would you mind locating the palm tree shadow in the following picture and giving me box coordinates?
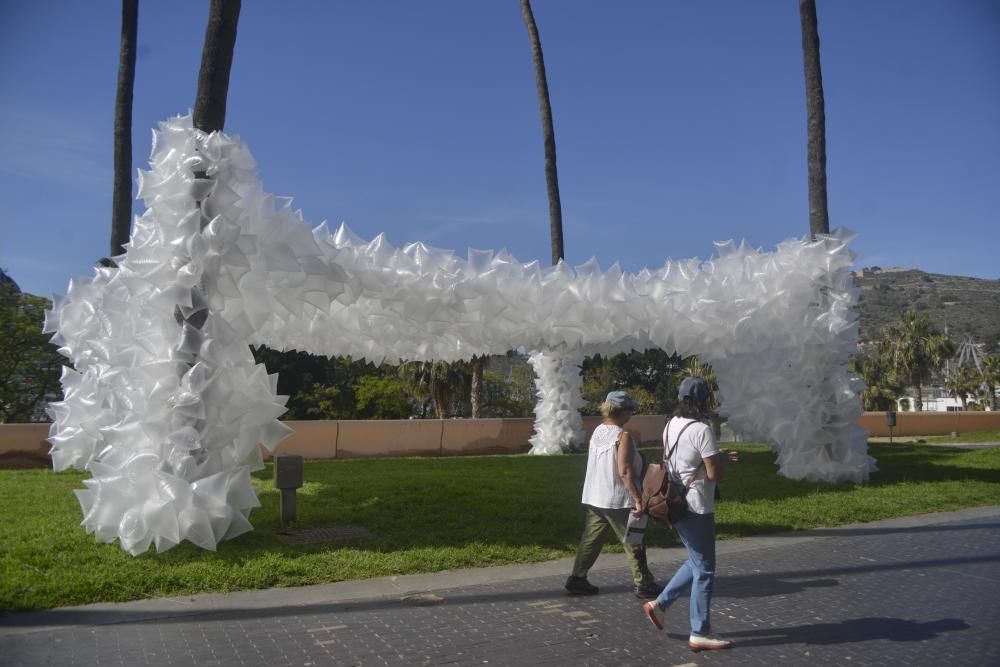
[701,616,970,647]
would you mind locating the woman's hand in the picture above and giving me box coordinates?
[631,498,645,518]
[721,448,739,463]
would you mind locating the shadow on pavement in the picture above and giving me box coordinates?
[3,551,997,630]
[719,520,1000,540]
[711,616,970,647]
[721,575,839,598]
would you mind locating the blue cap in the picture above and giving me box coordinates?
[605,390,640,411]
[678,376,711,403]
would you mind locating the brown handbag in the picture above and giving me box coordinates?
[641,419,697,528]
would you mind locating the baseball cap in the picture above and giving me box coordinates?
[605,390,640,411]
[678,376,711,403]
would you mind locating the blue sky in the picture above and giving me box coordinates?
[1,1,997,299]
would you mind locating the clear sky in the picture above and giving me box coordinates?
[1,1,997,299]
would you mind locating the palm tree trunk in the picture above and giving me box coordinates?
[913,376,923,412]
[520,0,564,264]
[798,0,830,237]
[432,384,449,420]
[110,0,138,257]
[470,355,485,419]
[193,0,241,133]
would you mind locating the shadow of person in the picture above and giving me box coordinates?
[723,617,970,647]
[721,575,839,598]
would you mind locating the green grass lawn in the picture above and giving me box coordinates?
[912,429,1000,444]
[2,442,999,612]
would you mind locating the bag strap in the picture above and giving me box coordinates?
[664,418,701,489]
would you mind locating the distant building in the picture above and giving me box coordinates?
[897,384,996,412]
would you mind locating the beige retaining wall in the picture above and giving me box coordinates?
[0,423,51,467]
[859,411,1000,437]
[5,411,997,467]
[0,415,670,465]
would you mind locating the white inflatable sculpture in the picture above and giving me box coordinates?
[45,115,873,555]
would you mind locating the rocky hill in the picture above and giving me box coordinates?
[853,268,1000,351]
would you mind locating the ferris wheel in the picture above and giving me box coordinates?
[953,337,985,375]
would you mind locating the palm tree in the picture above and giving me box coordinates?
[982,354,1000,411]
[174,0,240,371]
[193,0,241,133]
[470,355,486,418]
[878,310,955,411]
[519,0,564,264]
[943,363,981,410]
[798,0,830,237]
[680,356,717,387]
[849,352,902,411]
[110,0,138,258]
[399,360,471,419]
[679,356,719,410]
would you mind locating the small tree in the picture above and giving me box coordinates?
[0,283,63,423]
[482,365,536,418]
[399,360,471,419]
[354,375,411,419]
[849,352,903,411]
[944,363,982,411]
[299,383,354,420]
[982,354,1000,411]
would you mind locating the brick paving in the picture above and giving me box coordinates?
[2,506,998,666]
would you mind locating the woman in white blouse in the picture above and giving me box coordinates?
[564,390,661,599]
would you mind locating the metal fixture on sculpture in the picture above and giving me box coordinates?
[45,115,873,555]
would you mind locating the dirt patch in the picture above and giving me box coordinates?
[0,450,51,469]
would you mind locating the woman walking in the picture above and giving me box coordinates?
[643,376,738,651]
[565,390,662,599]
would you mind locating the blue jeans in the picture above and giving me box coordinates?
[654,511,716,636]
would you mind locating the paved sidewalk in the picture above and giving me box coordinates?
[3,506,999,666]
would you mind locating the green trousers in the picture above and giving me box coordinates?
[570,505,655,587]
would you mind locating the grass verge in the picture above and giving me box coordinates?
[912,430,1000,444]
[2,442,998,612]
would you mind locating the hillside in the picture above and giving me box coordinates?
[854,268,1000,350]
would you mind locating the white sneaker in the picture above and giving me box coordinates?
[688,633,733,651]
[642,601,664,630]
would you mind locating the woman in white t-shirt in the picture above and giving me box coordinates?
[642,376,739,652]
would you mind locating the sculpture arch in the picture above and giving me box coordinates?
[46,116,872,555]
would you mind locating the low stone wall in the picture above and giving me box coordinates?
[5,411,996,467]
[0,415,670,466]
[271,414,669,459]
[0,423,51,468]
[858,411,1000,437]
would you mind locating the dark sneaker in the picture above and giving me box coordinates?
[634,582,664,599]
[564,576,599,595]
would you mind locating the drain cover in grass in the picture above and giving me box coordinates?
[277,523,371,544]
